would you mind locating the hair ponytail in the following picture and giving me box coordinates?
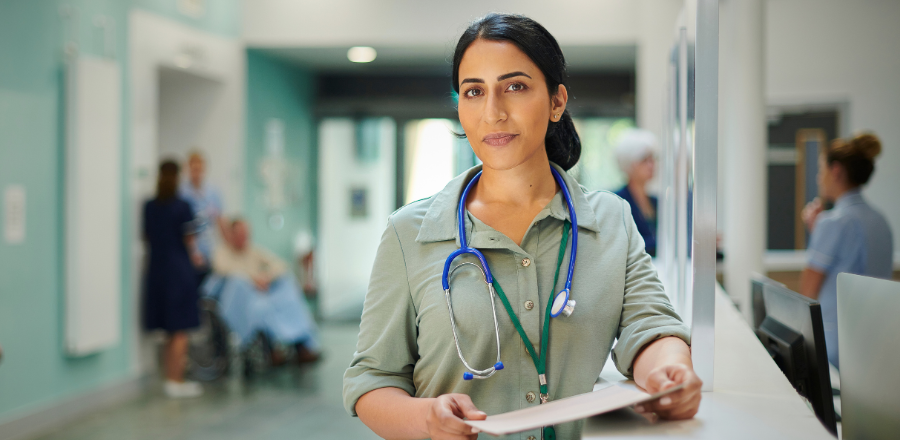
[452,13,582,170]
[825,132,882,187]
[545,110,581,170]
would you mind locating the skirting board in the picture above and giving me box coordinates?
[0,375,149,440]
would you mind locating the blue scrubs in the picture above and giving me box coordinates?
[615,185,658,257]
[807,189,894,368]
[179,183,223,263]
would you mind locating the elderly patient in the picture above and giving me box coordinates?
[211,219,321,363]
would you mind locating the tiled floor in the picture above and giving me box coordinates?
[34,323,380,440]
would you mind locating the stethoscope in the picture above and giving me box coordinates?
[441,166,578,381]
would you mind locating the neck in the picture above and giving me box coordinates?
[473,154,558,207]
[627,179,647,198]
[832,185,858,201]
[190,179,202,190]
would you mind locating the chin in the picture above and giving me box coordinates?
[476,146,545,172]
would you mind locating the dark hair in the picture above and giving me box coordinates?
[452,13,581,170]
[824,133,882,187]
[156,160,180,201]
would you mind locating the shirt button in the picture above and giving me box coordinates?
[524,300,535,310]
[528,437,537,440]
[521,258,531,267]
[526,391,536,403]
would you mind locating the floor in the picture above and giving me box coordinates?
[34,323,381,440]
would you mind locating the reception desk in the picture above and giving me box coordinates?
[582,286,834,439]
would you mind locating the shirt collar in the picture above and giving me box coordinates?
[834,188,865,209]
[415,162,602,244]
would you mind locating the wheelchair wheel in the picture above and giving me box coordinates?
[188,299,231,381]
[242,332,274,379]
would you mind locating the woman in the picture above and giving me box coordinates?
[144,160,205,398]
[343,14,701,440]
[614,129,659,257]
[800,133,893,369]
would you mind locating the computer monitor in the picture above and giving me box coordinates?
[837,273,900,440]
[757,282,837,434]
[749,274,785,332]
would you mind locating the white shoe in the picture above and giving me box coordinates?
[164,380,203,398]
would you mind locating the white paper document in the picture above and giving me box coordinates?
[465,383,685,436]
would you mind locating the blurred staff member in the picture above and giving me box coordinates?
[614,129,658,257]
[179,151,228,274]
[800,133,894,368]
[144,161,205,398]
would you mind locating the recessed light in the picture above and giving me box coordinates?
[347,46,377,63]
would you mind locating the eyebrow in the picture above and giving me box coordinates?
[460,71,533,85]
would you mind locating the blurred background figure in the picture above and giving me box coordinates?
[210,219,321,365]
[143,160,204,398]
[614,129,659,256]
[179,151,228,278]
[800,133,893,368]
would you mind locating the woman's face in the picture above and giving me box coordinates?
[817,154,844,201]
[457,39,566,171]
[630,154,656,185]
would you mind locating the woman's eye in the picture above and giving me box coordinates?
[464,88,482,98]
[507,82,527,92]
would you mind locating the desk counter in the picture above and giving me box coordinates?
[582,286,834,439]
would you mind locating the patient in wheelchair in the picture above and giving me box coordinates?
[210,218,321,364]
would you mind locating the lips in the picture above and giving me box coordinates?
[483,132,518,147]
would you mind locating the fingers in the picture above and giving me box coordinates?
[644,367,675,393]
[641,365,703,420]
[427,395,482,439]
[455,394,487,421]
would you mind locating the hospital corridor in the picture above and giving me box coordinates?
[2,1,900,440]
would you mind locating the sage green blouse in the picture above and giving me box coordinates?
[343,164,689,440]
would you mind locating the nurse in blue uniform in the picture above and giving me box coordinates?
[144,160,205,398]
[800,133,894,368]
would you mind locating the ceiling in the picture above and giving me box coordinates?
[259,44,636,74]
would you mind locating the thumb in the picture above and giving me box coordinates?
[455,395,487,420]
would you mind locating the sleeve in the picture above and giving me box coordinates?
[342,216,419,416]
[180,201,198,236]
[806,216,844,273]
[611,198,691,378]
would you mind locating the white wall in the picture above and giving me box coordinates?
[243,0,640,47]
[766,0,900,252]
[317,118,396,320]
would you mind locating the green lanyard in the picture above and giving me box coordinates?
[490,220,570,440]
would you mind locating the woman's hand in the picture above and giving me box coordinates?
[802,197,824,232]
[424,394,486,440]
[636,363,702,420]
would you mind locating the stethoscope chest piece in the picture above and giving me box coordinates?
[549,289,576,318]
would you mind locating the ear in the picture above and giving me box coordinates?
[829,162,847,183]
[550,84,568,122]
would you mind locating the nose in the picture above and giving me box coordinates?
[483,91,507,125]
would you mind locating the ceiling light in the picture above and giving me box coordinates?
[347,46,377,63]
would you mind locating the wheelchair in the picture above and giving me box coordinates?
[187,278,276,381]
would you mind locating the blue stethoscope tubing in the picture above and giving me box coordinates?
[441,166,578,380]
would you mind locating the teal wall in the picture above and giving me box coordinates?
[0,0,242,424]
[244,50,318,263]
[0,0,132,423]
